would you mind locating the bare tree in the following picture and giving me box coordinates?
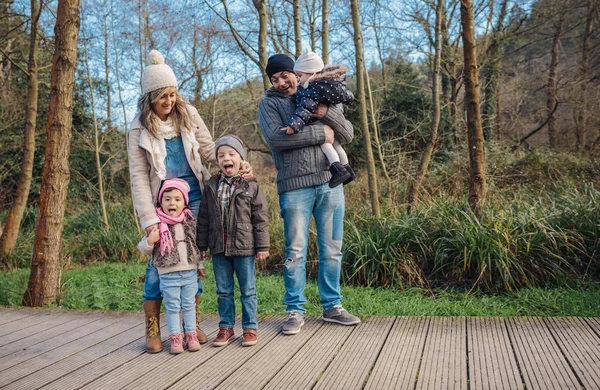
[460,0,486,217]
[407,0,443,210]
[481,0,509,142]
[575,0,596,152]
[294,0,301,58]
[351,0,380,217]
[547,9,565,150]
[0,0,43,259]
[81,11,109,230]
[23,0,81,306]
[321,0,328,63]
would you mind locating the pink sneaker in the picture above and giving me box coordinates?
[185,331,201,352]
[169,333,184,354]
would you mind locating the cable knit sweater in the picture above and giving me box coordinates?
[258,88,354,194]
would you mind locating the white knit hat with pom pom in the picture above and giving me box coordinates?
[141,49,178,94]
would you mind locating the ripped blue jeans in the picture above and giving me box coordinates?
[279,183,345,314]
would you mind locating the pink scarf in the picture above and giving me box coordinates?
[155,207,193,256]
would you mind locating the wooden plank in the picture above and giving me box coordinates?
[545,317,600,390]
[38,321,170,390]
[0,308,34,326]
[468,317,521,390]
[0,314,108,371]
[0,311,62,338]
[264,317,355,390]
[506,317,580,389]
[168,316,282,390]
[0,312,82,347]
[4,321,145,390]
[313,316,395,390]
[82,314,221,390]
[364,317,429,390]
[416,317,467,390]
[0,314,139,388]
[216,317,323,389]
[585,317,600,335]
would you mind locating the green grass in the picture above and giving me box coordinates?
[1,262,599,317]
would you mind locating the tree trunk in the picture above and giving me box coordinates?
[0,0,42,259]
[364,62,391,195]
[23,0,81,306]
[102,0,111,128]
[351,0,380,217]
[482,0,508,142]
[407,0,442,210]
[576,0,594,152]
[321,0,328,64]
[82,17,109,231]
[547,14,565,150]
[111,0,140,233]
[252,0,269,90]
[460,0,486,218]
[294,0,301,58]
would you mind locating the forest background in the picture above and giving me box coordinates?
[0,0,599,312]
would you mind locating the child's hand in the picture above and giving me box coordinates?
[198,268,206,280]
[240,161,253,176]
[147,227,160,245]
[312,103,328,118]
[145,224,158,237]
[256,251,269,261]
[280,126,294,135]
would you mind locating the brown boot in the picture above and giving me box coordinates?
[195,294,208,344]
[143,300,163,353]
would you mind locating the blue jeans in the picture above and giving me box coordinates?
[159,269,197,335]
[279,183,345,315]
[143,199,202,301]
[212,254,258,329]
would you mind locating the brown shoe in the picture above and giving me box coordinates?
[213,327,234,347]
[143,300,163,353]
[242,329,257,347]
[195,295,208,344]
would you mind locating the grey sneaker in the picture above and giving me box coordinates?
[322,305,361,325]
[282,310,305,335]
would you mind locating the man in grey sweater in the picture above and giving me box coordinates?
[258,54,361,335]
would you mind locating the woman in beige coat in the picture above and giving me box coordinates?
[130,49,216,353]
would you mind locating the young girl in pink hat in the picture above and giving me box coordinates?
[138,178,204,354]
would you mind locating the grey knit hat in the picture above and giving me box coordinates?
[215,135,246,161]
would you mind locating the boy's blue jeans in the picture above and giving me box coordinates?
[212,254,258,330]
[143,199,202,301]
[279,183,345,315]
[159,269,197,335]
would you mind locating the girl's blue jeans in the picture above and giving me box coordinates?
[212,254,258,329]
[159,269,197,335]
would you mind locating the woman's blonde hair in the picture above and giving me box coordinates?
[137,87,194,139]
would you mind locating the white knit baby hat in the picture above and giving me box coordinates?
[141,49,178,94]
[293,51,324,74]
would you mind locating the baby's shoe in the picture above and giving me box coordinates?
[343,164,356,185]
[185,331,201,352]
[213,327,234,347]
[169,333,184,354]
[242,329,257,347]
[329,162,351,188]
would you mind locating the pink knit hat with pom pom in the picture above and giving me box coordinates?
[158,178,190,205]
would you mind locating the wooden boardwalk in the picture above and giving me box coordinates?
[1,307,599,389]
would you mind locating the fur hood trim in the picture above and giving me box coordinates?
[313,64,348,82]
